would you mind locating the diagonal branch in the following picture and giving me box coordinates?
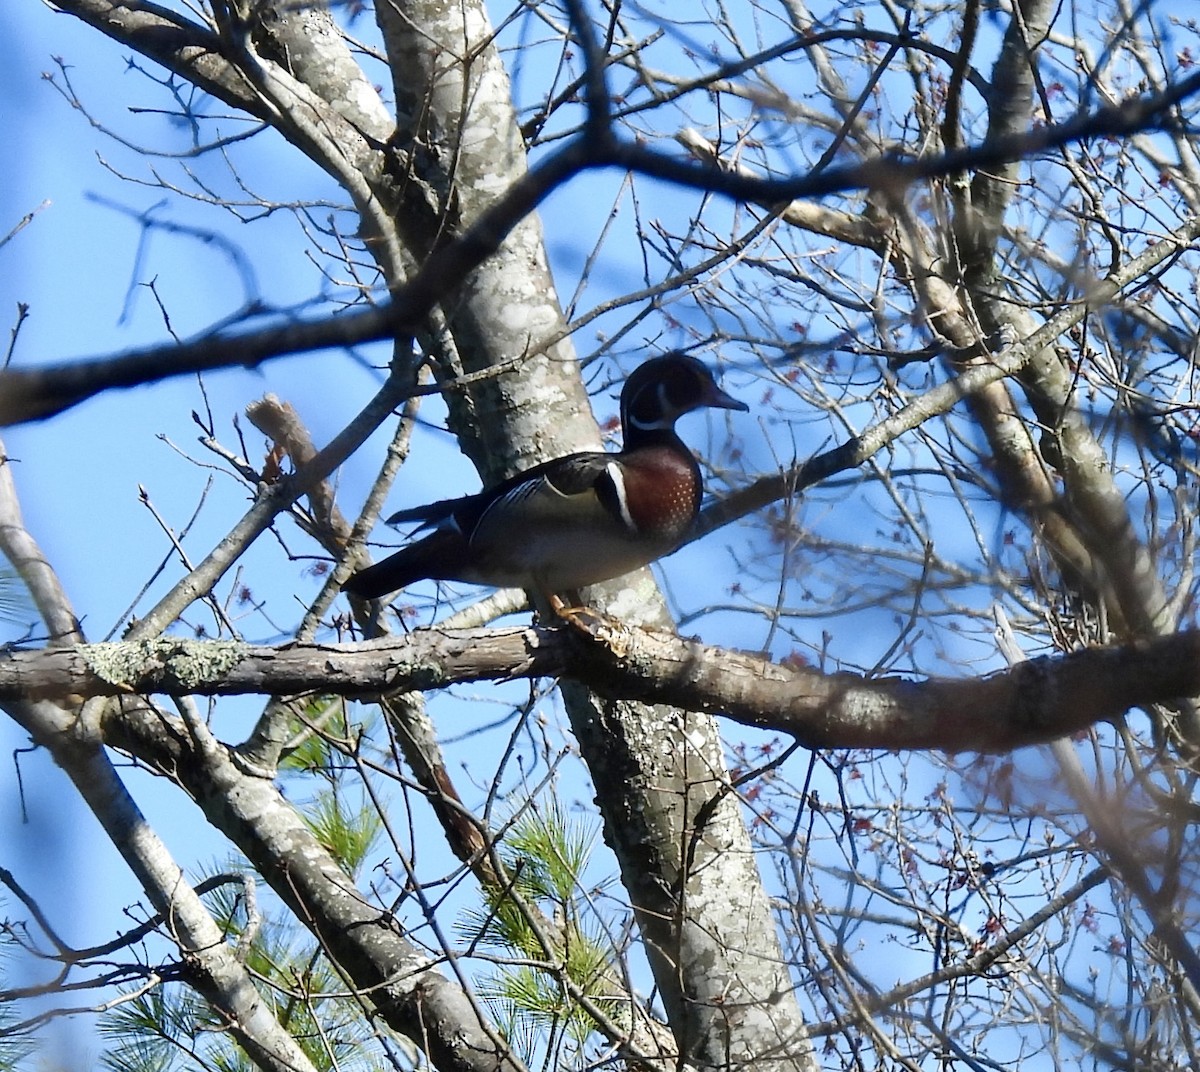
[54,0,265,115]
[696,213,1200,539]
[4,64,1200,426]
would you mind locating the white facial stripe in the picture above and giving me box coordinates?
[605,462,637,532]
[628,381,678,431]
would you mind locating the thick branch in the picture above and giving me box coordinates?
[957,0,1056,273]
[4,627,1198,753]
[3,699,321,1072]
[53,0,265,116]
[93,693,528,1072]
[4,68,1199,426]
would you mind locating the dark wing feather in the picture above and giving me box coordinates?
[346,450,618,598]
[385,451,613,534]
[449,450,615,537]
[342,528,469,597]
[385,498,463,529]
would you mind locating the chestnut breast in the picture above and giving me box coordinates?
[616,445,703,542]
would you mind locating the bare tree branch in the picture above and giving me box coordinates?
[3,63,1199,426]
[0,625,1195,754]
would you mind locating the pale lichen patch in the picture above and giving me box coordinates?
[83,639,249,690]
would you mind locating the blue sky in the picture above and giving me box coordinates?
[0,6,761,1062]
[0,5,383,1060]
[4,1,1188,1067]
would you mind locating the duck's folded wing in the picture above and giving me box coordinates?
[467,451,634,544]
[346,451,620,598]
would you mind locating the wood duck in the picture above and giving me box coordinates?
[343,352,747,605]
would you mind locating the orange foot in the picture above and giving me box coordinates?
[546,591,608,636]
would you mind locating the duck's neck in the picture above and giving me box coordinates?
[621,422,688,454]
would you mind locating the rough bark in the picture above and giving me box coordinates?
[1,627,1196,754]
[103,699,527,1072]
[0,448,320,1072]
[371,2,817,1066]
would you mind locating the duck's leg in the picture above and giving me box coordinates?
[547,590,613,637]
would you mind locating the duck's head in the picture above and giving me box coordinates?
[619,352,748,436]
